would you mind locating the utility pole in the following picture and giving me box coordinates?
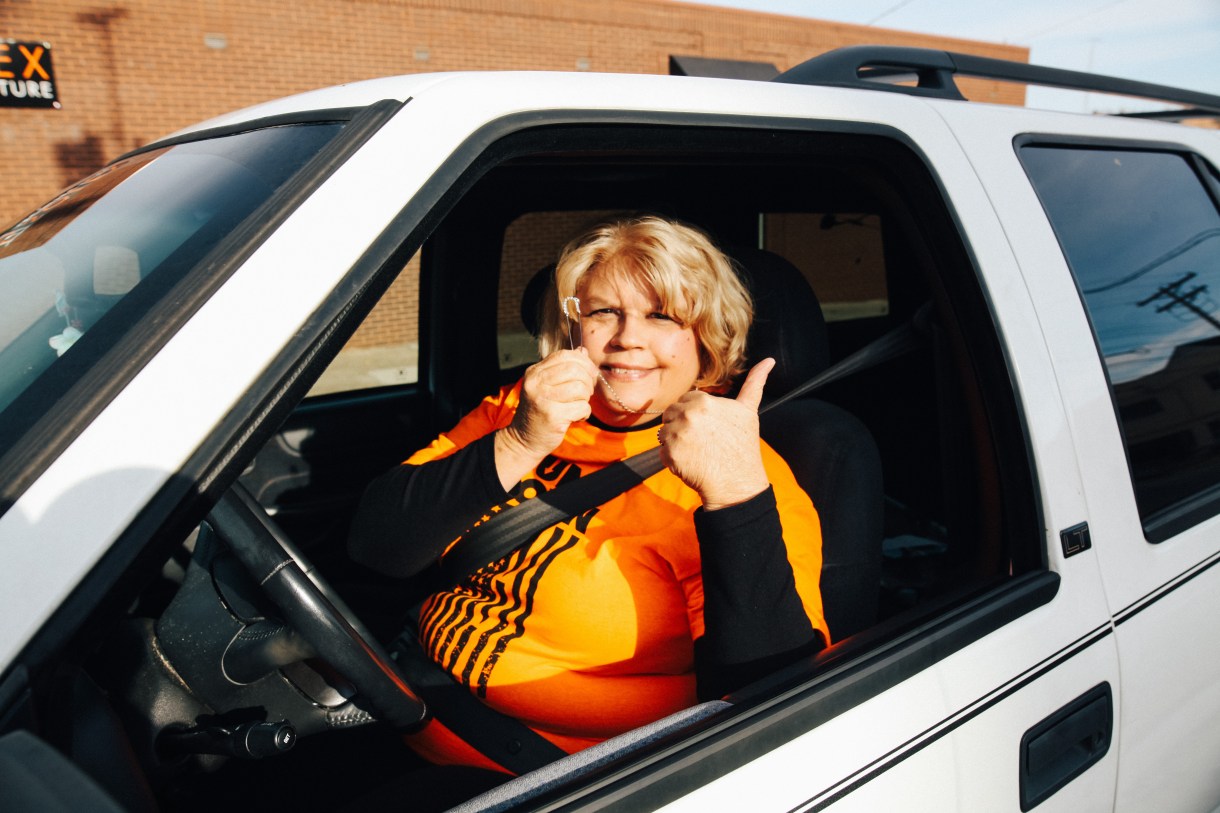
[1137,272,1220,333]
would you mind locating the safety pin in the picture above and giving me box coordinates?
[562,295,582,351]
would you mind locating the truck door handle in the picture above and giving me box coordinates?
[1019,683,1113,810]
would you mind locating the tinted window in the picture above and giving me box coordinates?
[762,211,889,322]
[1021,146,1220,531]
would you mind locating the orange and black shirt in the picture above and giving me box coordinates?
[349,382,827,772]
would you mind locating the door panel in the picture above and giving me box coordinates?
[655,612,1120,812]
[1109,554,1220,811]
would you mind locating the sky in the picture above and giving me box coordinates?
[688,0,1220,114]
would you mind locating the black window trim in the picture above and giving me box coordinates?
[1190,152,1220,211]
[115,105,374,162]
[1014,132,1220,542]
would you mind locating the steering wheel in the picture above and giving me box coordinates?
[206,484,428,730]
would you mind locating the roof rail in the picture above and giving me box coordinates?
[774,45,1220,115]
[1119,107,1220,123]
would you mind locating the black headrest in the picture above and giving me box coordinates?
[519,247,827,394]
[729,245,828,394]
[520,263,556,340]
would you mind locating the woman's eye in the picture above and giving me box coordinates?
[649,312,678,323]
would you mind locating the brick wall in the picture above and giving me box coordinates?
[349,254,421,349]
[0,0,1027,226]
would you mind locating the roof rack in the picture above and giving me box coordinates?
[774,45,1220,116]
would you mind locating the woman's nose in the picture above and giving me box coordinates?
[610,313,646,348]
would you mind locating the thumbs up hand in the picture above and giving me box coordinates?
[658,358,774,511]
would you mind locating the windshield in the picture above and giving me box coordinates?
[0,122,343,428]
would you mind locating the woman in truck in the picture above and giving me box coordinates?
[348,214,827,782]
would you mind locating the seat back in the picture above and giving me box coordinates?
[730,246,883,641]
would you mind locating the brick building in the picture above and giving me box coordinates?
[0,0,1027,227]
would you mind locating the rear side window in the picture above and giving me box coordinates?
[1021,145,1220,537]
[762,212,889,322]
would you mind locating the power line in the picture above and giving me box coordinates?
[1082,228,1220,294]
[1015,0,1132,41]
[867,0,918,26]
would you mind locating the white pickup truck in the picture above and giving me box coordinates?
[1,46,1218,812]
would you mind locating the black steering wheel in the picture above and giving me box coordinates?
[207,484,428,730]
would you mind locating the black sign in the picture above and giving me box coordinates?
[0,40,58,109]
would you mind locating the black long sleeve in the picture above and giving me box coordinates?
[347,433,508,578]
[693,486,825,699]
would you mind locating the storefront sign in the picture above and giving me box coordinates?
[0,41,58,109]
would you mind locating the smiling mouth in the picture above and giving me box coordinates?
[601,366,655,380]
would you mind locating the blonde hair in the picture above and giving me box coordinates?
[538,215,753,390]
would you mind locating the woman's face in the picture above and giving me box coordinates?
[575,265,702,426]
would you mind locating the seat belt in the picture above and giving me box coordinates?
[440,316,921,583]
[389,625,568,773]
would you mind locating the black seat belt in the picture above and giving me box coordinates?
[441,316,922,583]
[390,625,569,772]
